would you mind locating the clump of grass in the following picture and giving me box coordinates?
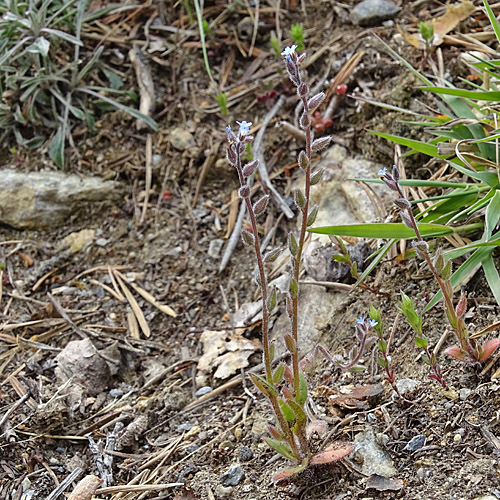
[0,0,157,168]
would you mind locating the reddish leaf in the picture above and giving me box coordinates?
[444,345,467,362]
[310,441,354,465]
[272,459,308,486]
[479,338,500,362]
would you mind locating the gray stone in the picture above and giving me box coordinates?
[208,238,224,259]
[250,414,268,441]
[238,446,253,462]
[55,338,111,396]
[0,169,123,230]
[195,386,213,397]
[460,388,472,400]
[404,435,426,452]
[220,465,245,486]
[350,0,400,27]
[169,127,195,151]
[354,428,397,477]
[395,378,420,397]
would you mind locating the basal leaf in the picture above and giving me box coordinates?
[482,253,500,307]
[371,131,442,157]
[264,437,296,461]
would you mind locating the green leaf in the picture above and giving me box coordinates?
[279,399,295,422]
[41,27,83,46]
[49,125,65,169]
[415,336,428,349]
[485,190,500,240]
[354,239,395,288]
[263,437,296,460]
[309,223,453,239]
[287,398,307,422]
[273,364,285,385]
[297,373,307,406]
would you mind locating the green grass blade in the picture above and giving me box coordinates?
[482,252,500,306]
[353,178,471,189]
[370,131,442,157]
[193,0,215,86]
[420,86,500,101]
[308,223,453,239]
[354,239,395,288]
[485,190,500,239]
[484,0,500,45]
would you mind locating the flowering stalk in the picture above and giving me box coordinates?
[226,121,299,460]
[380,166,500,364]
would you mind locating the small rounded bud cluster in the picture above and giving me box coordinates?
[238,185,250,199]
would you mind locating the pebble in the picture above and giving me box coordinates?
[208,238,224,259]
[238,446,253,462]
[215,485,233,497]
[395,378,420,397]
[195,386,213,397]
[404,435,426,452]
[220,465,245,486]
[169,127,195,151]
[350,0,400,26]
[460,388,472,400]
[177,423,195,432]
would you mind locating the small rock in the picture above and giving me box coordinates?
[354,428,396,477]
[177,423,195,432]
[404,435,426,452]
[460,388,472,400]
[395,378,420,397]
[95,238,110,247]
[238,446,253,462]
[215,485,233,497]
[195,386,213,397]
[473,496,498,500]
[169,127,195,151]
[208,239,224,259]
[220,465,245,486]
[250,415,268,441]
[55,338,111,396]
[350,0,400,27]
[0,169,123,230]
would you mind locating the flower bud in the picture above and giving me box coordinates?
[297,53,306,64]
[294,189,306,210]
[286,59,300,87]
[297,82,309,97]
[242,159,258,177]
[289,278,298,298]
[226,146,236,166]
[284,334,296,353]
[456,294,467,318]
[226,126,236,143]
[298,150,309,170]
[434,249,445,274]
[268,425,282,440]
[441,260,452,281]
[288,232,299,256]
[267,288,277,312]
[392,165,400,181]
[253,194,269,215]
[241,229,255,246]
[238,185,250,199]
[394,197,411,210]
[299,110,311,129]
[310,167,325,185]
[311,136,331,152]
[307,92,325,109]
[400,211,413,229]
[306,205,319,226]
[282,386,293,399]
[242,135,254,144]
[238,142,246,153]
[263,247,282,263]
[413,240,429,259]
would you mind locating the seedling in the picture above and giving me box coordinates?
[291,24,305,52]
[216,92,228,116]
[225,45,353,484]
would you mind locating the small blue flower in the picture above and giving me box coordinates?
[281,45,298,57]
[368,319,378,328]
[378,167,387,176]
[356,317,365,324]
[236,120,252,136]
[226,125,232,133]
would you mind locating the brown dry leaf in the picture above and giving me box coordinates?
[398,0,474,48]
[322,383,384,410]
[197,330,259,379]
[365,474,404,491]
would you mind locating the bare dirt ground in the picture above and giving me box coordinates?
[2,1,500,499]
